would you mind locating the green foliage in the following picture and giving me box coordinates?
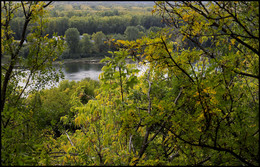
[124,26,142,41]
[92,31,107,53]
[1,1,65,165]
[79,33,94,57]
[10,2,165,38]
[2,1,258,166]
[65,27,80,54]
[54,1,258,165]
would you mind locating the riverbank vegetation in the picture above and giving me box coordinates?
[9,1,165,60]
[1,1,259,166]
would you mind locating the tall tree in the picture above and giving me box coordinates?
[56,17,69,36]
[154,1,259,79]
[79,33,94,56]
[125,1,259,165]
[92,31,106,53]
[124,26,141,41]
[67,1,258,166]
[65,27,80,54]
[1,1,65,165]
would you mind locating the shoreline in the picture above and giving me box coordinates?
[1,57,106,66]
[2,56,137,66]
[53,56,136,65]
[53,57,105,65]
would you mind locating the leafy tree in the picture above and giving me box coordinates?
[9,17,24,40]
[1,1,65,165]
[92,31,106,53]
[2,1,258,166]
[50,50,140,165]
[136,25,146,33]
[148,26,161,34]
[45,18,57,38]
[79,33,94,57]
[112,1,259,165]
[100,9,119,16]
[130,15,140,26]
[124,26,142,41]
[59,1,258,166]
[26,78,100,139]
[112,33,126,41]
[69,17,86,34]
[56,17,69,36]
[65,27,80,54]
[27,78,100,165]
[140,15,164,29]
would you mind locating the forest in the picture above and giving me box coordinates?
[1,1,259,166]
[10,1,165,59]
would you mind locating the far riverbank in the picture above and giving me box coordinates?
[53,56,136,65]
[1,56,106,66]
[2,55,137,67]
[53,57,105,65]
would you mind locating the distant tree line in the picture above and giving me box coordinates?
[19,25,163,60]
[10,1,165,59]
[10,14,165,40]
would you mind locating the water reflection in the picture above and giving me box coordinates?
[64,63,81,73]
[59,62,147,82]
[17,61,147,91]
[62,62,103,74]
[60,62,104,81]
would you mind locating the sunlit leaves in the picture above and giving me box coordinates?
[1,2,67,165]
[2,1,259,166]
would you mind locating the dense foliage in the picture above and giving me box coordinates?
[1,1,65,165]
[10,1,164,39]
[1,1,259,166]
[9,1,166,59]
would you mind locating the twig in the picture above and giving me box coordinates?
[65,131,74,147]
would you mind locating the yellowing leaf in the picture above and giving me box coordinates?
[183,14,189,22]
[231,39,236,45]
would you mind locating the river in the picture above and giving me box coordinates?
[59,61,104,81]
[17,59,147,91]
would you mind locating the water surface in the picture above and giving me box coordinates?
[60,62,104,81]
[18,59,147,91]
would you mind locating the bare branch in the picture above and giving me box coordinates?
[65,131,75,147]
[43,1,53,8]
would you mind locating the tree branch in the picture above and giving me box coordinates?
[160,36,195,83]
[166,127,256,166]
[65,131,74,147]
[133,88,183,166]
[43,1,53,8]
